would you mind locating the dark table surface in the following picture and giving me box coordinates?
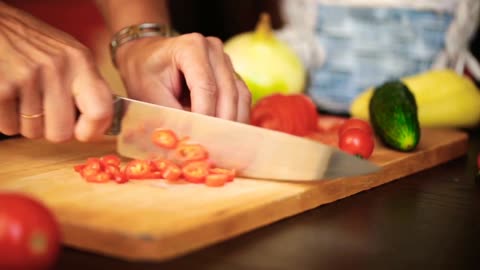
[46,128,480,270]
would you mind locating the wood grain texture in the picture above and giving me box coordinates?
[0,128,468,262]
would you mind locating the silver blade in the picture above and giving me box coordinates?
[107,95,380,181]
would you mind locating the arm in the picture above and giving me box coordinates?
[94,0,170,34]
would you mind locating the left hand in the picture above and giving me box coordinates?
[114,33,252,123]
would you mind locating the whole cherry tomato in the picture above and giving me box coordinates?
[338,128,375,159]
[338,118,373,137]
[0,193,61,270]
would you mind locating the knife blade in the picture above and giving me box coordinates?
[106,95,380,181]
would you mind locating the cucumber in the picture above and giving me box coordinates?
[369,80,420,152]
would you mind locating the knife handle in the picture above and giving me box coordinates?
[105,95,125,136]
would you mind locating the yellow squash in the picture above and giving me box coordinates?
[350,69,480,128]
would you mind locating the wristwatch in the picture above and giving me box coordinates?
[109,23,179,67]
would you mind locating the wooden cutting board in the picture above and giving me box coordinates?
[0,128,468,262]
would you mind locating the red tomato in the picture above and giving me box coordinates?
[0,193,61,270]
[124,160,152,179]
[151,129,178,149]
[205,174,228,187]
[250,93,319,136]
[338,118,373,137]
[182,162,209,183]
[174,143,209,163]
[338,128,375,159]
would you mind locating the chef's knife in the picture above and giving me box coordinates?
[106,95,380,181]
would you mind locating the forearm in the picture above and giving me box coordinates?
[94,0,170,34]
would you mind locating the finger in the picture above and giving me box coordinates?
[206,37,238,121]
[175,33,217,116]
[234,74,252,124]
[72,57,114,142]
[19,70,44,139]
[224,54,252,123]
[42,62,76,142]
[0,83,19,135]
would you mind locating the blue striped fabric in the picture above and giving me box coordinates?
[307,5,453,113]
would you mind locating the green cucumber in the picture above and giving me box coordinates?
[369,80,420,152]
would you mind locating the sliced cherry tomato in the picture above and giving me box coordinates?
[338,118,373,137]
[124,160,152,179]
[151,129,178,149]
[338,128,374,159]
[151,158,175,172]
[103,164,128,184]
[147,171,164,179]
[175,143,209,163]
[209,167,236,182]
[112,173,128,184]
[73,164,86,173]
[182,162,209,183]
[86,172,111,183]
[162,164,182,181]
[205,174,228,187]
[80,163,102,178]
[85,158,103,171]
[100,154,121,167]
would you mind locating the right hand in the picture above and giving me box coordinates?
[0,3,113,142]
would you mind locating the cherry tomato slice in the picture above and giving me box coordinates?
[182,162,208,183]
[100,154,121,167]
[205,174,228,187]
[103,164,128,183]
[86,172,111,183]
[151,129,178,149]
[175,143,209,163]
[151,158,175,172]
[338,118,373,137]
[73,164,86,173]
[85,158,103,171]
[112,173,129,184]
[162,164,182,181]
[338,128,374,159]
[80,163,102,178]
[147,171,164,179]
[124,160,152,179]
[209,167,236,182]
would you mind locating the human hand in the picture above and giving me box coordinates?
[114,33,252,123]
[0,3,114,142]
